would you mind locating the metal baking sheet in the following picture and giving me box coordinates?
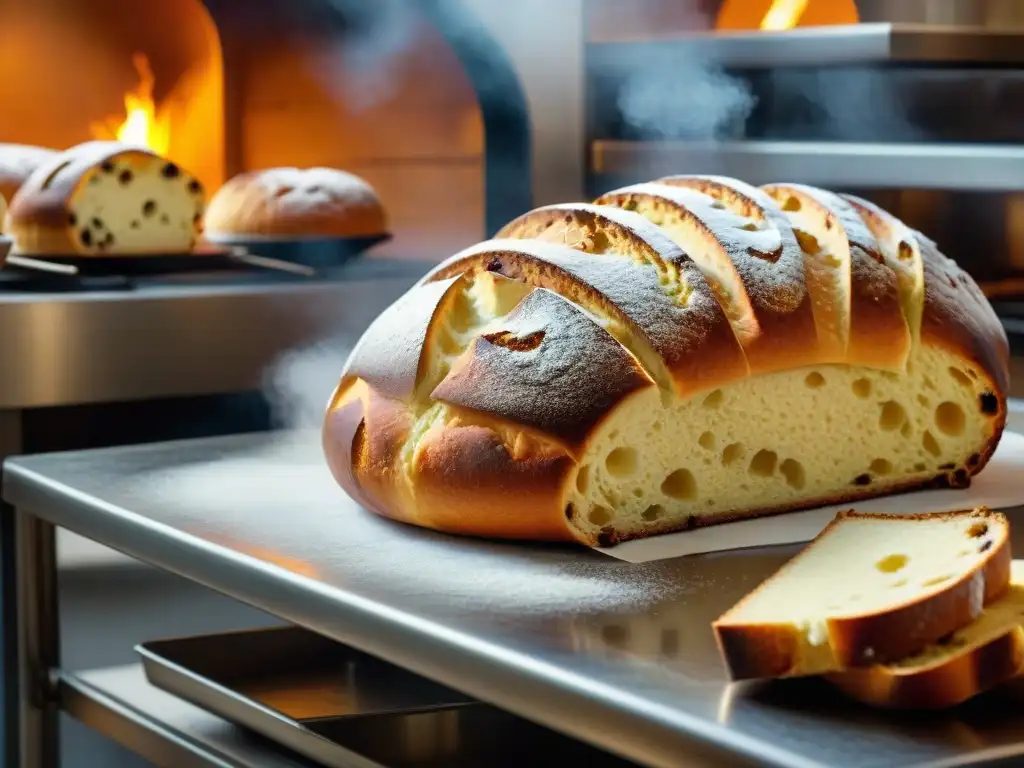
[7,419,1024,768]
[137,625,635,767]
[205,234,391,272]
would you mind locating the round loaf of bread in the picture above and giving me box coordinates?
[0,144,59,206]
[203,167,388,239]
[323,176,1009,546]
[5,141,206,255]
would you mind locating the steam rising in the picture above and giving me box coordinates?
[263,342,353,430]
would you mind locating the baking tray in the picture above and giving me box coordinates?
[205,234,392,271]
[137,625,636,768]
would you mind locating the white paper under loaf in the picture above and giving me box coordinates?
[598,430,1024,563]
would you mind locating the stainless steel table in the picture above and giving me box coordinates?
[4,416,1024,768]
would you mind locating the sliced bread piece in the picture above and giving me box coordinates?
[713,508,1011,680]
[825,560,1024,709]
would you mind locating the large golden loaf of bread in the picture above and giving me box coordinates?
[323,176,1009,546]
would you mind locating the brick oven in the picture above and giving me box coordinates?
[0,0,533,259]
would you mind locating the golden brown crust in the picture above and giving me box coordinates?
[762,182,910,370]
[343,276,465,403]
[430,287,653,452]
[713,509,1012,680]
[825,626,1024,710]
[413,423,581,542]
[619,177,821,374]
[203,167,388,239]
[0,144,58,205]
[482,209,749,394]
[322,177,1010,547]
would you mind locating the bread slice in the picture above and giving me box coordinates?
[825,560,1024,709]
[5,141,205,255]
[713,509,1011,680]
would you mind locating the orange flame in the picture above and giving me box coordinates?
[90,53,171,155]
[760,0,810,30]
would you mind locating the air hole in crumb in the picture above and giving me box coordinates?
[870,459,893,476]
[935,402,965,436]
[780,459,805,490]
[564,504,575,521]
[793,229,820,255]
[853,474,872,486]
[917,394,929,407]
[922,574,952,588]
[590,231,610,252]
[748,450,777,478]
[142,200,157,217]
[782,196,802,212]
[879,401,907,431]
[661,469,696,500]
[642,504,665,522]
[698,431,716,450]
[967,522,988,538]
[605,448,637,477]
[949,367,972,387]
[968,453,981,467]
[804,371,825,389]
[130,220,140,229]
[876,554,908,573]
[722,443,744,466]
[702,390,724,409]
[914,462,927,472]
[900,423,912,439]
[979,392,998,415]
[588,505,613,526]
[897,241,914,261]
[160,214,170,225]
[575,465,590,494]
[922,430,941,457]
[852,378,872,398]
[980,539,994,553]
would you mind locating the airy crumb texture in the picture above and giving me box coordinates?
[5,141,204,255]
[712,508,1011,680]
[322,174,1009,548]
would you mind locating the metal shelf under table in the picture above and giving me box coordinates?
[5,415,1024,768]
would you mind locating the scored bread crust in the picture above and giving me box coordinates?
[713,509,1012,680]
[323,176,1009,545]
[203,167,388,239]
[5,141,205,255]
[0,143,58,205]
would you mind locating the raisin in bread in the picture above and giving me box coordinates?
[713,509,1011,680]
[4,141,205,255]
[0,143,58,206]
[203,167,387,240]
[825,559,1024,709]
[322,176,1008,546]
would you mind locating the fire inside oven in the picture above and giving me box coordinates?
[0,0,496,265]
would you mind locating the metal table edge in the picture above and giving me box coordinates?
[1,459,804,768]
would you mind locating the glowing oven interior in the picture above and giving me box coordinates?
[0,0,488,258]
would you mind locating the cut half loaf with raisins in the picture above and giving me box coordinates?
[322,175,1008,546]
[4,141,205,255]
[825,559,1024,710]
[713,509,1011,681]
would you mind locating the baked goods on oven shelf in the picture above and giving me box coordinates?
[714,508,1024,711]
[323,175,1009,546]
[202,167,388,240]
[4,141,205,255]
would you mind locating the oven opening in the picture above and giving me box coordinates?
[716,0,859,31]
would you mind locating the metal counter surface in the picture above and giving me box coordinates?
[0,259,427,409]
[6,422,1024,768]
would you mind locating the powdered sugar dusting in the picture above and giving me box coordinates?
[119,432,668,614]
